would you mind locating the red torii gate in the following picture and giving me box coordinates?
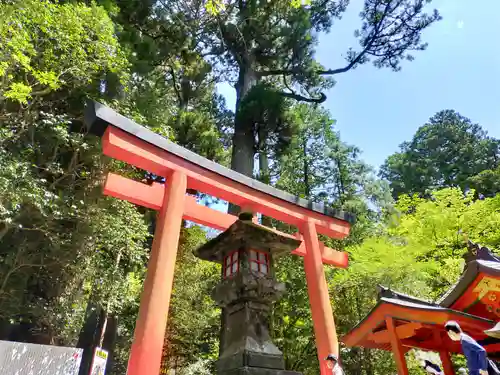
[84,101,354,375]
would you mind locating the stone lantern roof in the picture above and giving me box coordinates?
[195,218,301,263]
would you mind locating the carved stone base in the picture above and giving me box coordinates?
[217,351,285,372]
[218,367,302,375]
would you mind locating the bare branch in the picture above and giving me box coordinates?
[258,0,438,79]
[278,91,326,104]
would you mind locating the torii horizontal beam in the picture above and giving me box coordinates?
[102,126,351,239]
[104,172,349,268]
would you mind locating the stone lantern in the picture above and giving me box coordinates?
[195,213,303,375]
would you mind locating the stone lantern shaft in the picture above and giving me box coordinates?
[195,217,303,375]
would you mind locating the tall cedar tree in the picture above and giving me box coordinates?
[111,0,441,178]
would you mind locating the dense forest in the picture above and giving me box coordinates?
[0,1,499,375]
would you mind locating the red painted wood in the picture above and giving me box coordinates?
[484,343,500,353]
[368,322,423,343]
[450,274,483,311]
[293,232,348,268]
[342,302,492,350]
[184,196,237,231]
[440,351,455,375]
[104,172,163,210]
[102,126,350,239]
[400,339,443,352]
[386,317,409,375]
[103,173,349,267]
[223,250,240,279]
[126,171,187,375]
[302,220,339,375]
[99,121,353,375]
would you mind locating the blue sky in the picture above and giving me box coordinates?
[217,0,500,171]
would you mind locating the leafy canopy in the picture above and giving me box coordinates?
[0,0,128,104]
[380,110,500,198]
[332,187,500,373]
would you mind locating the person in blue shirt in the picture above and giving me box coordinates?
[445,321,488,375]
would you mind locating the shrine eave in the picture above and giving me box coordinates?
[83,100,355,224]
[342,297,494,353]
[438,260,500,308]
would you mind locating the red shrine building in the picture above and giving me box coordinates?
[84,101,355,375]
[342,241,500,375]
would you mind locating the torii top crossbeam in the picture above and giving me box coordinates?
[83,101,354,375]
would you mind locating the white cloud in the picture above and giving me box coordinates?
[457,20,464,29]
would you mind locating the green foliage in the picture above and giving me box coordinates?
[275,104,394,244]
[332,187,500,373]
[380,110,500,198]
[391,188,500,297]
[267,103,396,373]
[205,0,311,15]
[273,255,317,374]
[115,0,440,179]
[0,0,128,104]
[468,165,500,197]
[166,226,220,366]
[0,109,150,350]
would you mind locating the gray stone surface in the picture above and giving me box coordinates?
[194,219,303,375]
[196,220,301,263]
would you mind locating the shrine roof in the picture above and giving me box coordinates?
[342,295,494,354]
[83,101,355,224]
[438,260,500,308]
[342,243,500,355]
[435,242,500,320]
[377,285,435,306]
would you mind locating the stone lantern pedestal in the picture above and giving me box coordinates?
[195,216,303,375]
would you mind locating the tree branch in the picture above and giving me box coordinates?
[278,91,326,104]
[169,65,183,104]
[0,222,10,242]
[258,0,393,78]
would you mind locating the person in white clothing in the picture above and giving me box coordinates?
[325,353,344,375]
[423,360,443,374]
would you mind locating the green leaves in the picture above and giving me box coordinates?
[0,0,128,104]
[163,226,220,370]
[467,165,500,197]
[3,82,32,104]
[380,110,500,198]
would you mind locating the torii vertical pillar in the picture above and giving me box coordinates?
[126,171,187,375]
[386,317,409,375]
[434,329,455,375]
[439,351,455,375]
[302,220,339,375]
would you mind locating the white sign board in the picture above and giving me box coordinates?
[89,347,108,375]
[0,340,82,375]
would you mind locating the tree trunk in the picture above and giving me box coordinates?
[230,63,258,179]
[257,126,272,227]
[303,137,311,198]
[336,158,346,203]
